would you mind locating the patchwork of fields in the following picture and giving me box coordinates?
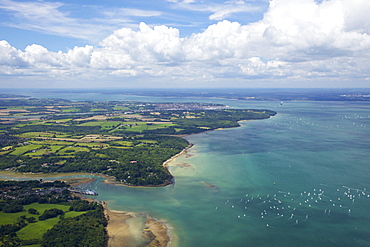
[0,180,107,246]
[0,97,276,186]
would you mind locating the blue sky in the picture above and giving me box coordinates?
[0,0,370,88]
[0,0,267,51]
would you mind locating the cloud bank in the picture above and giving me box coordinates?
[1,0,370,87]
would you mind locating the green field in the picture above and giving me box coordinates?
[78,121,104,127]
[61,107,80,113]
[0,203,70,225]
[30,140,72,146]
[50,146,64,153]
[0,203,86,241]
[0,150,11,155]
[53,118,73,123]
[109,141,134,146]
[0,98,276,187]
[79,120,122,130]
[15,122,42,128]
[25,145,64,156]
[101,121,121,129]
[90,108,108,112]
[18,132,55,138]
[18,132,70,138]
[57,146,90,155]
[17,211,86,240]
[17,217,61,240]
[10,144,43,155]
[112,106,129,111]
[115,121,177,132]
[6,107,24,110]
[74,142,109,148]
[25,149,49,156]
[139,140,158,144]
[147,123,177,130]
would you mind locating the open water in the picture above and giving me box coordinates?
[2,90,370,246]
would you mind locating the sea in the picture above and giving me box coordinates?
[2,89,370,246]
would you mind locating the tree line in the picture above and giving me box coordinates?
[0,180,107,246]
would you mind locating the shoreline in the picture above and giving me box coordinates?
[0,115,270,187]
[102,202,134,247]
[102,143,194,188]
[163,143,194,168]
[103,202,173,247]
[144,215,173,247]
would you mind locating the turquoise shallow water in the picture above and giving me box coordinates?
[92,100,370,247]
[2,90,370,246]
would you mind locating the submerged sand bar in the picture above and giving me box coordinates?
[103,202,172,247]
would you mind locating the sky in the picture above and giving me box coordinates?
[0,0,370,88]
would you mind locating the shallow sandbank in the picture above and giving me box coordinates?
[103,202,173,247]
[103,202,134,247]
[163,144,194,168]
[144,215,172,247]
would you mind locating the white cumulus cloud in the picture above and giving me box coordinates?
[1,0,370,87]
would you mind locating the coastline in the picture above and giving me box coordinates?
[103,202,134,247]
[144,215,173,247]
[100,144,192,247]
[0,119,270,247]
[103,202,173,247]
[0,170,175,247]
[102,143,194,187]
[163,143,194,168]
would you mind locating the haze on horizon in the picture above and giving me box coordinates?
[1,0,370,89]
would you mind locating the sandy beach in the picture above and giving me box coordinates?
[103,202,172,247]
[144,215,172,247]
[103,143,194,187]
[163,143,194,168]
[101,145,189,247]
[104,203,134,247]
[0,149,185,247]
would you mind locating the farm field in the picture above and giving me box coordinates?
[0,180,107,246]
[0,97,276,186]
[17,211,86,240]
[0,203,71,225]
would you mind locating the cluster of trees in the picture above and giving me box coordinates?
[0,179,67,189]
[69,200,101,211]
[172,109,276,130]
[9,124,102,136]
[0,133,22,149]
[4,135,188,186]
[0,97,276,187]
[1,203,24,213]
[0,221,26,238]
[139,109,276,135]
[0,180,107,246]
[41,206,107,247]
[39,208,65,221]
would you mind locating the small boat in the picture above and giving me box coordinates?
[84,189,98,196]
